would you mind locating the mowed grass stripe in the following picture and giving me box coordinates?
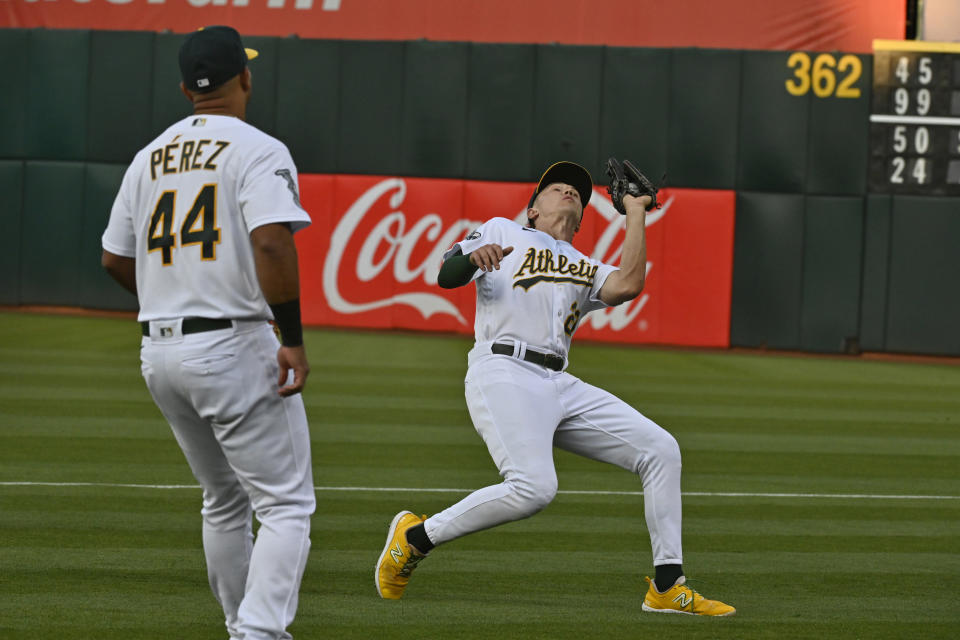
[594,378,960,407]
[3,481,958,501]
[631,402,955,424]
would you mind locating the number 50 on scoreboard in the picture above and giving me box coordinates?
[869,39,960,195]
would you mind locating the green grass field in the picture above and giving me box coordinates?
[1,311,958,639]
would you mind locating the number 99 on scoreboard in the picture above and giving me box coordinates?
[869,39,960,195]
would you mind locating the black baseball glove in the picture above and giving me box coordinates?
[605,157,661,214]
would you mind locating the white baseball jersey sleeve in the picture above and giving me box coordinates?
[102,114,311,322]
[444,217,617,360]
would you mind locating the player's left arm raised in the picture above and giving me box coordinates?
[598,194,651,306]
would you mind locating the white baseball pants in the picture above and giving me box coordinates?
[140,320,315,640]
[424,351,683,567]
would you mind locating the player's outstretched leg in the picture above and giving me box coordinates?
[642,576,736,616]
[375,511,428,599]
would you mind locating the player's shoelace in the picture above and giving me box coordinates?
[680,586,701,610]
[397,551,425,577]
[677,580,724,612]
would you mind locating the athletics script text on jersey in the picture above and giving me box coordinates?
[513,248,599,290]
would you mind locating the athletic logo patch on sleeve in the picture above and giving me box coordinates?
[465,229,481,241]
[274,169,302,208]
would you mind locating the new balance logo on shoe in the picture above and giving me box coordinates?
[673,592,691,607]
[390,542,404,564]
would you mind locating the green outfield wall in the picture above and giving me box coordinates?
[1,29,957,356]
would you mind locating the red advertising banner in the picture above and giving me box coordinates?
[296,174,735,348]
[2,0,903,53]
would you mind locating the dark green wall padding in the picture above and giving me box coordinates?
[20,162,87,306]
[860,195,893,352]
[24,30,89,162]
[81,164,139,310]
[0,30,28,159]
[0,161,24,305]
[885,197,960,355]
[737,52,809,194]
[730,193,805,350]
[799,196,863,353]
[87,31,155,164]
[1,28,956,356]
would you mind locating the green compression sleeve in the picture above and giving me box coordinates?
[437,251,478,289]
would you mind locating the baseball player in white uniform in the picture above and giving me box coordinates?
[375,161,735,616]
[101,26,315,639]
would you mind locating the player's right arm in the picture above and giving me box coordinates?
[251,222,309,397]
[438,218,515,288]
[101,251,137,295]
[101,160,141,296]
[438,245,514,289]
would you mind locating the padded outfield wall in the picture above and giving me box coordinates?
[0,29,957,356]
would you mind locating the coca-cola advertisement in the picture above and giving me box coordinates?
[296,174,736,347]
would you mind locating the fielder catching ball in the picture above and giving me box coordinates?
[375,159,735,616]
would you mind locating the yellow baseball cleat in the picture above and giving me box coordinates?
[642,576,736,616]
[375,511,428,599]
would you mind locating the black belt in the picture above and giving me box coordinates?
[491,343,565,371]
[141,317,233,337]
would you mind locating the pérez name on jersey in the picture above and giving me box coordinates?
[513,247,598,291]
[149,135,230,180]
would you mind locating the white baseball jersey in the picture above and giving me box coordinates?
[445,217,617,361]
[102,114,311,321]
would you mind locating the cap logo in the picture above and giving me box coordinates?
[197,78,210,88]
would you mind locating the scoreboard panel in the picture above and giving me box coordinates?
[870,39,960,195]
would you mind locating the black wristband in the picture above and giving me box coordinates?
[269,298,304,347]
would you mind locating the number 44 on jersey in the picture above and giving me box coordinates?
[148,184,221,266]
